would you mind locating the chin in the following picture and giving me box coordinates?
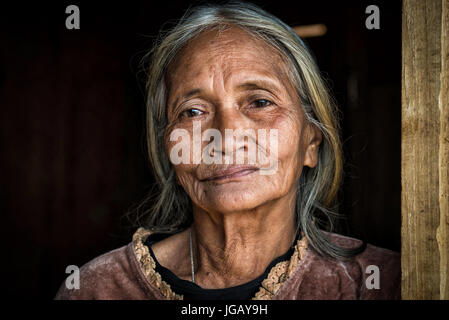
[201,188,275,214]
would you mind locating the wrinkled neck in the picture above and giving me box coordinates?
[190,191,297,289]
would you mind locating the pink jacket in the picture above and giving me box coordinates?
[55,229,400,300]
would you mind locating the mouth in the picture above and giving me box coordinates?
[200,165,260,182]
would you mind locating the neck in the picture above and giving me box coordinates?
[190,192,297,289]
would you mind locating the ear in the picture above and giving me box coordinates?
[303,124,322,168]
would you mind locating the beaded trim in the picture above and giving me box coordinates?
[132,228,183,300]
[252,235,308,299]
[132,227,308,300]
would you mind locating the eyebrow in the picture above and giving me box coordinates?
[171,88,202,112]
[182,88,202,100]
[236,79,281,96]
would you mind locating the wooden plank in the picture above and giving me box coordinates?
[436,0,449,300]
[402,0,449,299]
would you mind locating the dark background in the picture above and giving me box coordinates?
[0,0,401,299]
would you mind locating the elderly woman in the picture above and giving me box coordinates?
[56,2,400,300]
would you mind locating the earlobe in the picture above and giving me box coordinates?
[303,125,322,168]
[303,144,319,168]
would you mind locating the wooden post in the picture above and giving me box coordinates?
[402,0,449,299]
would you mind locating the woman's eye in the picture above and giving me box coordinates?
[179,108,203,118]
[251,99,272,108]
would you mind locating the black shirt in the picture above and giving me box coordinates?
[144,232,297,300]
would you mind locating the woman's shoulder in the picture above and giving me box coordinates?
[323,231,400,258]
[323,231,400,271]
[54,245,131,299]
[330,232,401,299]
[286,231,401,299]
[54,241,158,300]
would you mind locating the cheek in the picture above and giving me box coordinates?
[269,119,306,194]
[276,135,303,188]
[173,164,205,202]
[165,136,201,195]
[270,111,303,165]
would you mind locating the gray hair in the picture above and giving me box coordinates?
[135,1,365,259]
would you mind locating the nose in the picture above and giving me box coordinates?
[208,105,256,162]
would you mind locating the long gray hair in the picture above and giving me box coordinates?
[135,1,365,259]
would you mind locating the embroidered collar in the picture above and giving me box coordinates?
[132,227,308,300]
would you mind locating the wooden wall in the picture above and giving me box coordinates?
[402,0,449,300]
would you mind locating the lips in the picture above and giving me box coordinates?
[200,165,259,182]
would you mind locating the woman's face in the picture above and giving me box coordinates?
[165,27,322,214]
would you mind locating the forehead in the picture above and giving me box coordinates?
[166,26,289,88]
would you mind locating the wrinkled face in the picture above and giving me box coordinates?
[165,27,321,214]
